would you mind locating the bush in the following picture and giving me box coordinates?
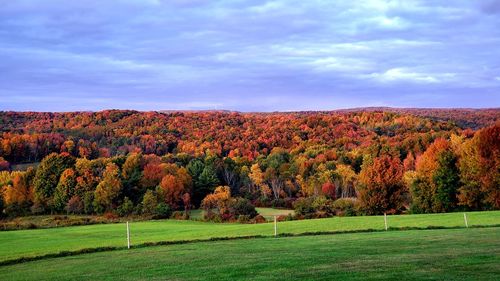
[237,215,251,223]
[231,197,258,218]
[293,197,315,216]
[154,203,172,219]
[170,210,187,220]
[4,202,31,217]
[117,197,134,217]
[66,196,84,214]
[332,198,359,216]
[252,214,266,223]
[103,212,118,220]
[142,190,158,215]
[294,196,335,218]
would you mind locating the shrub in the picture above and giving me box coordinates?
[332,198,359,216]
[293,197,315,216]
[154,203,172,219]
[231,197,258,218]
[142,190,158,215]
[294,196,335,218]
[117,197,134,217]
[237,215,251,223]
[66,196,84,214]
[103,212,118,220]
[252,214,266,223]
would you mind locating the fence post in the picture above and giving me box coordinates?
[384,213,388,231]
[463,213,469,228]
[126,221,131,249]
[274,216,277,237]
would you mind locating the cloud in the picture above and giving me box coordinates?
[0,0,499,111]
[366,68,456,84]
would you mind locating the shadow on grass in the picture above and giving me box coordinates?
[1,224,499,267]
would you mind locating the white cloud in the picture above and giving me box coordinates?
[366,68,456,84]
[310,57,373,73]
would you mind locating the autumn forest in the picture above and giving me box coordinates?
[0,109,499,221]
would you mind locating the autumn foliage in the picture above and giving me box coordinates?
[0,109,498,218]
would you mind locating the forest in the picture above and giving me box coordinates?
[0,109,498,221]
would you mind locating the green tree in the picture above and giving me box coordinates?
[432,150,460,212]
[121,153,143,203]
[53,168,77,212]
[142,190,158,215]
[33,153,75,211]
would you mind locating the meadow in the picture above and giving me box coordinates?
[1,227,499,280]
[0,211,498,263]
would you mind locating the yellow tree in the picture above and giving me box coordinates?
[94,163,122,212]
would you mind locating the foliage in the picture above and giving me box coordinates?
[358,155,405,215]
[93,163,122,212]
[141,190,157,215]
[0,111,498,218]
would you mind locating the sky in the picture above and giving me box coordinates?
[1,0,500,112]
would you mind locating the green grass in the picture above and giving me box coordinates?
[188,207,294,220]
[255,207,294,219]
[1,228,499,280]
[0,211,498,263]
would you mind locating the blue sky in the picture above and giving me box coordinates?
[1,0,499,111]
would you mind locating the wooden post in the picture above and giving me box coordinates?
[274,216,277,237]
[384,213,388,231]
[126,221,131,249]
[463,213,468,228]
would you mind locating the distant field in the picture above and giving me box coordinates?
[0,211,498,263]
[189,208,294,220]
[1,228,499,281]
[255,207,294,219]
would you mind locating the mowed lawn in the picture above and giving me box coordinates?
[1,228,499,281]
[0,211,498,262]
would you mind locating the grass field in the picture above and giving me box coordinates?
[0,211,498,263]
[255,207,294,219]
[189,207,294,220]
[1,227,499,280]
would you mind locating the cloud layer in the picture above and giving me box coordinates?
[1,0,499,111]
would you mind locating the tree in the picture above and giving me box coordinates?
[66,195,84,214]
[411,138,450,213]
[121,153,143,203]
[0,157,9,171]
[193,165,219,206]
[432,150,460,212]
[201,186,231,218]
[53,168,77,212]
[475,125,500,209]
[33,153,75,211]
[157,174,184,209]
[3,172,31,207]
[321,181,336,199]
[359,155,405,215]
[141,163,165,189]
[249,163,271,199]
[93,163,122,213]
[142,190,157,215]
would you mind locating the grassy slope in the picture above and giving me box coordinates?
[0,211,498,262]
[1,228,499,281]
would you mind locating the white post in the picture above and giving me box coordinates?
[384,213,388,231]
[463,213,468,228]
[274,216,277,237]
[126,221,131,249]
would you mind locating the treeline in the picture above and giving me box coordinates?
[0,120,498,220]
[2,109,495,164]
